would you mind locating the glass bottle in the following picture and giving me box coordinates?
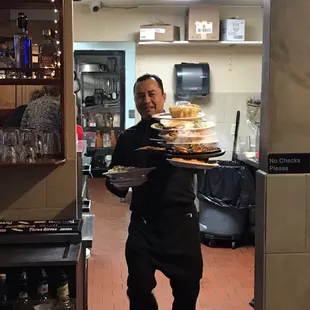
[0,273,11,310]
[95,131,103,147]
[55,271,73,310]
[15,271,32,310]
[37,269,52,307]
[0,43,16,79]
[39,29,58,78]
[14,13,32,74]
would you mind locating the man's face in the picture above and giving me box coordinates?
[134,78,166,120]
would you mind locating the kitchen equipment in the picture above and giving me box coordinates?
[232,110,240,161]
[113,113,120,127]
[175,63,210,99]
[111,79,117,100]
[85,96,95,107]
[79,63,108,73]
[102,132,111,147]
[94,89,103,105]
[105,155,112,167]
[107,57,117,72]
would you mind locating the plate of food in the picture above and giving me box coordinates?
[149,138,165,143]
[111,176,148,188]
[167,158,219,170]
[135,146,165,152]
[157,119,216,131]
[159,131,216,143]
[152,104,204,121]
[152,112,205,121]
[165,137,218,146]
[103,166,156,178]
[166,149,226,160]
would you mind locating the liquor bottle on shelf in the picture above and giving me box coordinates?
[39,29,59,78]
[36,269,52,309]
[14,13,32,74]
[54,271,73,310]
[15,271,32,310]
[0,273,12,310]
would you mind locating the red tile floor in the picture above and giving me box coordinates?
[87,179,255,310]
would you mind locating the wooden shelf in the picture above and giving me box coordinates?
[0,159,66,166]
[0,79,61,86]
[0,68,61,86]
[137,40,263,47]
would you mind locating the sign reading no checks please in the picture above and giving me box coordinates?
[268,153,310,174]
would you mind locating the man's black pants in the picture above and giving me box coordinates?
[125,211,203,310]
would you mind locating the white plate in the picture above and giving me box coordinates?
[111,178,148,188]
[167,159,219,170]
[165,140,218,145]
[159,133,216,141]
[103,167,155,178]
[149,138,165,143]
[152,112,205,121]
[151,123,174,132]
[152,121,216,131]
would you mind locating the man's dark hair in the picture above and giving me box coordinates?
[133,74,164,94]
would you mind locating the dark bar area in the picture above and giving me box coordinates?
[0,1,93,309]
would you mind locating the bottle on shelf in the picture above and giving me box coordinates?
[95,131,103,148]
[55,270,73,310]
[14,13,32,73]
[36,269,52,309]
[105,112,114,128]
[15,271,32,310]
[0,273,11,310]
[81,113,88,128]
[39,29,59,78]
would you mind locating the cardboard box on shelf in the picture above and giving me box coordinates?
[221,18,245,41]
[139,24,180,42]
[186,5,220,41]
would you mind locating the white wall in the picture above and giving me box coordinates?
[73,5,263,158]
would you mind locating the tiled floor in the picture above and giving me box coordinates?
[88,179,255,310]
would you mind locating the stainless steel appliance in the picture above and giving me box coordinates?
[74,50,125,175]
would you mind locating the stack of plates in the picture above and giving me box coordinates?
[103,167,155,188]
[151,112,225,169]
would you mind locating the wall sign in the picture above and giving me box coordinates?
[268,153,310,174]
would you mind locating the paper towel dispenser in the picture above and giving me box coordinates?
[175,63,210,98]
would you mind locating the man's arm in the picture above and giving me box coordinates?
[105,133,129,198]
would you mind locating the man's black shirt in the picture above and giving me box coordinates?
[106,119,196,218]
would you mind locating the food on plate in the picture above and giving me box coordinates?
[166,143,219,154]
[159,119,214,130]
[137,146,165,151]
[171,158,219,167]
[160,129,214,142]
[169,104,201,118]
[107,165,136,173]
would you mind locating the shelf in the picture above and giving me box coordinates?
[0,68,61,85]
[0,78,61,86]
[83,100,120,108]
[137,40,263,47]
[81,71,119,76]
[84,126,120,132]
[0,159,66,166]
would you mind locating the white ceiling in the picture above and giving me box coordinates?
[76,0,264,7]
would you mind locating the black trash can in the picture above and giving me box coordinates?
[197,161,255,249]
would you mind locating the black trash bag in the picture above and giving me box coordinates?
[197,161,255,210]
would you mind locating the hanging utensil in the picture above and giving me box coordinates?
[232,110,240,161]
[111,78,117,100]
